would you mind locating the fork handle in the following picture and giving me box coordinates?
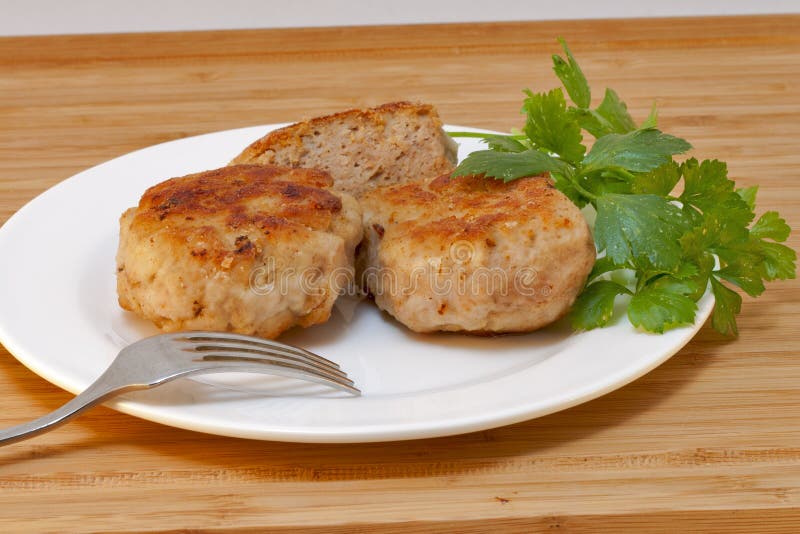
[0,378,145,446]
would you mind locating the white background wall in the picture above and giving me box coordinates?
[1,0,798,36]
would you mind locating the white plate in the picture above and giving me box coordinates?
[0,124,713,443]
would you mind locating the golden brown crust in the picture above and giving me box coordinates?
[138,165,339,222]
[361,173,570,244]
[130,165,345,270]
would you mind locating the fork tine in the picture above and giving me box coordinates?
[169,332,360,394]
[192,355,360,395]
[191,350,356,386]
[186,342,345,377]
[179,332,340,369]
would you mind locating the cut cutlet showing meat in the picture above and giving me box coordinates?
[230,102,458,197]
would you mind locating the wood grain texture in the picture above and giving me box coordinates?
[0,15,799,533]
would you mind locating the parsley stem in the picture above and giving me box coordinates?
[616,168,636,181]
[636,273,647,293]
[571,176,597,201]
[447,131,526,139]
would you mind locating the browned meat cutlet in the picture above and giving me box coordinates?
[358,173,596,334]
[117,164,362,339]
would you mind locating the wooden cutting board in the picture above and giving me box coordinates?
[0,15,799,533]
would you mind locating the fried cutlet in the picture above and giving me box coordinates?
[358,173,595,333]
[117,164,362,339]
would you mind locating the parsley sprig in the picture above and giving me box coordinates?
[449,39,796,336]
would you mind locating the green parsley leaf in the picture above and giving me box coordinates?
[710,276,742,337]
[636,262,702,304]
[628,277,699,333]
[481,134,528,153]
[758,241,797,280]
[594,193,688,271]
[684,254,716,302]
[570,280,631,330]
[736,185,758,210]
[575,94,652,139]
[720,193,756,233]
[687,206,795,300]
[750,211,791,242]
[570,108,603,139]
[597,89,636,133]
[552,37,591,108]
[550,171,589,207]
[523,88,585,164]
[587,256,626,282]
[582,171,633,196]
[680,158,734,212]
[582,128,692,175]
[593,88,637,136]
[630,160,681,196]
[716,262,766,297]
[680,192,754,254]
[640,102,658,129]
[678,225,709,258]
[447,131,528,153]
[673,262,700,280]
[452,149,567,182]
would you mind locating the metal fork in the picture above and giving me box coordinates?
[0,331,360,446]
